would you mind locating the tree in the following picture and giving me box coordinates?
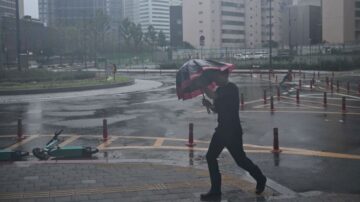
[119,18,133,50]
[158,30,167,48]
[144,25,157,49]
[131,23,143,51]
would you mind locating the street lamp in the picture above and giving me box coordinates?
[15,0,21,71]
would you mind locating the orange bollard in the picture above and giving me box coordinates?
[263,89,267,104]
[186,123,196,147]
[296,89,300,104]
[241,93,245,110]
[103,119,108,141]
[272,128,282,153]
[326,77,329,88]
[323,92,327,107]
[342,97,346,113]
[17,119,23,141]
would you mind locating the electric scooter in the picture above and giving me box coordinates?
[32,130,99,160]
[0,149,29,161]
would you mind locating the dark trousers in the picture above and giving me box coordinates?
[206,131,265,192]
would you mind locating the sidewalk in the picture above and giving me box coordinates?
[0,161,277,202]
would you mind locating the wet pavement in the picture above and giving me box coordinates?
[1,70,360,201]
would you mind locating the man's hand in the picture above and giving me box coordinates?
[202,98,213,108]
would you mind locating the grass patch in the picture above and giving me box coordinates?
[0,76,131,91]
[0,69,96,83]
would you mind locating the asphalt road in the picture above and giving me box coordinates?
[0,71,360,195]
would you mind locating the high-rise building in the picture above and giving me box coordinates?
[183,0,246,49]
[355,0,360,41]
[293,0,321,6]
[0,0,23,18]
[259,0,292,48]
[322,0,357,43]
[139,0,170,39]
[282,5,322,47]
[38,0,107,27]
[122,0,171,39]
[170,5,182,47]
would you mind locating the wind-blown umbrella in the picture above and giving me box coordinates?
[176,59,235,100]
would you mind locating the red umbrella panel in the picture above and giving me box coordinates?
[176,59,235,100]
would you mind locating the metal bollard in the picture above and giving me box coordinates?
[186,123,196,147]
[275,75,278,83]
[310,80,313,91]
[323,92,327,107]
[299,79,302,90]
[17,119,23,140]
[342,97,346,112]
[272,128,282,153]
[317,71,320,79]
[277,86,281,101]
[263,89,267,104]
[103,119,108,141]
[330,79,334,94]
[270,96,274,112]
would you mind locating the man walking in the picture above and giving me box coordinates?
[200,70,267,201]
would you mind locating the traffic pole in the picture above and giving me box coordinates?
[323,92,327,108]
[103,119,108,141]
[272,128,282,153]
[186,123,196,147]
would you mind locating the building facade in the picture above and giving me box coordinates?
[170,5,182,47]
[282,5,322,47]
[0,0,23,18]
[38,0,107,27]
[322,0,357,44]
[183,0,246,49]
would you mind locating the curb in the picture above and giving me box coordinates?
[0,79,135,96]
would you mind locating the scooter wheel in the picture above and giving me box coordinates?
[85,147,99,155]
[32,148,49,160]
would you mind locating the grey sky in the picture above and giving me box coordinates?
[24,0,39,19]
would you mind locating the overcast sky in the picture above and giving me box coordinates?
[24,0,39,19]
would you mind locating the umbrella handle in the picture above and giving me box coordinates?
[202,93,211,114]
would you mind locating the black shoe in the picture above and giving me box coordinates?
[256,176,267,195]
[200,191,222,201]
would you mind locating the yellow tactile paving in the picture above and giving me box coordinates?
[5,135,39,150]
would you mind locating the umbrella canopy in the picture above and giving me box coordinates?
[176,59,235,100]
